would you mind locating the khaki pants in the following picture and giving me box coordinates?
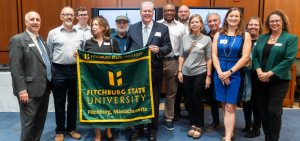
[163,59,178,121]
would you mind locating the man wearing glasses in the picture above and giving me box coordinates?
[157,3,186,131]
[75,6,92,40]
[110,15,129,54]
[177,5,190,34]
[47,6,86,141]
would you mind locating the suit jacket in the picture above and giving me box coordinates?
[9,31,52,98]
[126,21,172,83]
[252,30,298,80]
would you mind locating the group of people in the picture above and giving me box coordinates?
[8,1,298,141]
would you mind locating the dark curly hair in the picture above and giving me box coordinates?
[220,7,244,36]
[90,16,111,41]
[265,10,290,33]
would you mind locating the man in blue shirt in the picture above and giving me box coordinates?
[110,15,129,54]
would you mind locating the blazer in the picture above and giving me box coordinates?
[252,30,298,80]
[126,21,172,83]
[9,31,52,98]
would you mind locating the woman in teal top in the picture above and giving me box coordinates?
[252,10,298,141]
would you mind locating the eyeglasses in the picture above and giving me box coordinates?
[164,9,175,13]
[117,21,128,24]
[78,14,88,17]
[269,20,281,24]
[178,11,189,14]
[61,13,75,17]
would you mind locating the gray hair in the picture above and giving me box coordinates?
[140,1,154,11]
[206,13,220,21]
[25,11,40,21]
[163,3,175,11]
[60,6,75,15]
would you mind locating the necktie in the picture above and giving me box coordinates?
[143,26,149,47]
[36,36,52,81]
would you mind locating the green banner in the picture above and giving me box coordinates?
[76,47,154,128]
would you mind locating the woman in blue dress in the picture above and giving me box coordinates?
[212,7,251,141]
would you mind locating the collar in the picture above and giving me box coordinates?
[161,18,177,25]
[142,20,153,29]
[26,29,39,39]
[60,24,77,32]
[76,23,90,30]
[113,32,128,38]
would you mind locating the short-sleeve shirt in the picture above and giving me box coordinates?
[179,34,212,76]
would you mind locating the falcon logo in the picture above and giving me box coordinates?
[109,71,122,86]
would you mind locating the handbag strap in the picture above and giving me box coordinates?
[111,38,114,53]
[186,34,204,58]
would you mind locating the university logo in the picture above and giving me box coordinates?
[108,71,122,86]
[84,54,90,60]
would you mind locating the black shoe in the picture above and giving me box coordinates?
[242,121,253,133]
[244,127,260,138]
[174,113,181,121]
[129,132,144,141]
[106,136,113,141]
[148,133,156,141]
[205,122,221,132]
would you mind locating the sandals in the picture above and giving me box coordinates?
[187,127,195,137]
[193,128,203,139]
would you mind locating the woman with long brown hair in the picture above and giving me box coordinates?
[211,7,251,141]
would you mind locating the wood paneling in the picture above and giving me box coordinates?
[214,0,260,24]
[0,52,9,65]
[72,0,118,24]
[173,0,182,6]
[122,0,168,7]
[283,65,296,107]
[0,0,18,51]
[182,0,211,6]
[21,0,68,40]
[264,0,300,58]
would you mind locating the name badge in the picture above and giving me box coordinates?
[154,32,161,37]
[220,39,227,44]
[28,43,35,47]
[103,42,110,45]
[275,43,282,46]
[196,43,203,47]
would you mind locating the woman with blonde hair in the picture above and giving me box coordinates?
[177,14,212,139]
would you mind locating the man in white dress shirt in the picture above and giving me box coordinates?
[74,6,92,40]
[157,3,186,130]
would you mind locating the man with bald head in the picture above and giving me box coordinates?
[177,5,190,34]
[9,11,53,141]
[47,6,85,141]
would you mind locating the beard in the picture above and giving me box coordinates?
[178,16,188,21]
[65,18,73,26]
[117,26,128,34]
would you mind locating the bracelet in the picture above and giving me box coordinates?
[229,69,234,74]
[206,74,212,77]
[178,70,182,72]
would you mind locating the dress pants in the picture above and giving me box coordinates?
[242,74,261,128]
[183,73,206,127]
[134,82,162,134]
[52,63,78,134]
[18,81,50,141]
[163,59,178,121]
[254,76,290,141]
[208,65,220,124]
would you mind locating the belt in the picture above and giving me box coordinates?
[52,63,77,68]
[163,56,179,60]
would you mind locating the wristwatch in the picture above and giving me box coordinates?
[229,69,234,74]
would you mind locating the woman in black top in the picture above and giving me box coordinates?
[242,17,263,138]
[74,16,120,141]
[252,10,298,141]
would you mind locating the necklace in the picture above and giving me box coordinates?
[223,35,236,57]
[269,34,281,41]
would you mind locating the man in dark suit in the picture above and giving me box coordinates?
[126,1,172,141]
[9,11,52,141]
